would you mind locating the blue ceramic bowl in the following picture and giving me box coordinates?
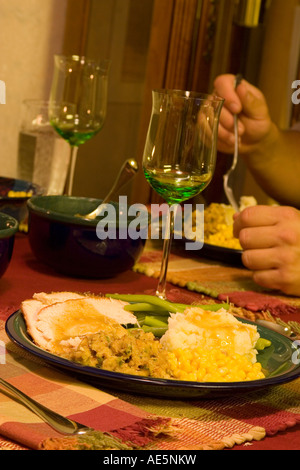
[0,212,19,278]
[27,195,147,278]
[0,176,44,223]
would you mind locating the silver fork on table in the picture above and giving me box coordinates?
[0,377,92,435]
[223,74,243,212]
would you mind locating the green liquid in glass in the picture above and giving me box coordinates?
[144,168,212,204]
[51,123,100,146]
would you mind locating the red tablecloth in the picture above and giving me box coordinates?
[1,234,300,450]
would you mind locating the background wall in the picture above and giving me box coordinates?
[72,0,154,200]
[242,0,300,203]
[259,0,300,128]
[0,0,299,206]
[0,0,154,201]
[0,0,68,176]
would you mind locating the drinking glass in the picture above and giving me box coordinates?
[142,89,224,299]
[49,55,110,196]
[18,100,70,195]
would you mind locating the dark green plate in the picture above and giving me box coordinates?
[177,239,243,267]
[5,310,300,399]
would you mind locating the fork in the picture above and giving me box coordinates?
[78,158,139,220]
[0,377,92,435]
[223,73,243,212]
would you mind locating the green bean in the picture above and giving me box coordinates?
[123,303,167,313]
[171,302,230,312]
[125,304,170,316]
[106,293,179,313]
[106,293,229,315]
[143,316,168,328]
[142,325,168,337]
[255,338,272,351]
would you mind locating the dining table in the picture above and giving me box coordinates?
[1,232,300,452]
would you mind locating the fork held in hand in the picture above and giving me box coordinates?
[223,73,243,212]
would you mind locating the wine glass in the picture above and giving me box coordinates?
[142,89,224,299]
[49,55,110,196]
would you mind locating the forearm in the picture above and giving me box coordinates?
[241,124,300,208]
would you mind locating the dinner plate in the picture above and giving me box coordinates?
[5,310,300,399]
[175,237,243,267]
[200,242,243,267]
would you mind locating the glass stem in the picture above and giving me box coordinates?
[64,145,79,196]
[156,204,178,299]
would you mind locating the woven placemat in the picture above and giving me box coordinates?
[133,248,256,298]
[133,244,300,311]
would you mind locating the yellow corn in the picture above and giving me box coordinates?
[7,190,33,198]
[168,347,265,382]
[200,203,242,250]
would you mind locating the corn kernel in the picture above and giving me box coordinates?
[168,346,265,383]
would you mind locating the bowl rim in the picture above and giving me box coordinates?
[27,195,150,229]
[27,195,118,227]
[0,212,19,238]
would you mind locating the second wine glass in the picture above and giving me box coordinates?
[49,55,110,196]
[142,89,224,299]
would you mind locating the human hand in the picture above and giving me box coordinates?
[233,205,300,296]
[213,74,273,154]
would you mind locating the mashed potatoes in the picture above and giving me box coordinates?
[160,307,260,364]
[160,307,265,382]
